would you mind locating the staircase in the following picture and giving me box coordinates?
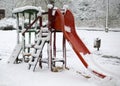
[26,28,50,71]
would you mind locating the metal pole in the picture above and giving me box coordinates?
[53,31,56,59]
[105,0,109,32]
[63,35,66,69]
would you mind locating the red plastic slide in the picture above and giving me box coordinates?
[63,10,106,78]
[52,9,106,78]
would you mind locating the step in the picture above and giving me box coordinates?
[41,58,48,63]
[25,44,35,48]
[23,52,31,56]
[34,45,42,49]
[41,28,49,32]
[41,33,49,37]
[28,56,41,71]
[52,58,65,62]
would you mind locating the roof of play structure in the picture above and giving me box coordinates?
[12,6,42,14]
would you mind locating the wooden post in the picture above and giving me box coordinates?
[28,13,31,53]
[34,12,37,36]
[48,6,54,71]
[16,13,20,44]
[22,12,26,61]
[49,30,53,71]
[39,16,42,27]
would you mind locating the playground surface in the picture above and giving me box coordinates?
[0,28,120,86]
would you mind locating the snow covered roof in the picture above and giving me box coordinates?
[12,6,40,14]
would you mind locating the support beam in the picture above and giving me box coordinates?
[63,35,66,69]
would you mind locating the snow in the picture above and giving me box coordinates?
[25,44,33,48]
[63,5,69,10]
[37,6,45,16]
[12,6,40,14]
[65,26,71,32]
[63,5,69,13]
[47,4,53,9]
[0,27,120,86]
[52,9,56,16]
[12,6,45,18]
[0,18,17,29]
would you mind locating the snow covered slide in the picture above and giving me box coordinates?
[52,8,106,78]
[63,10,106,78]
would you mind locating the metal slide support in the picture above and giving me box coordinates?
[53,31,56,58]
[105,0,109,32]
[63,35,66,69]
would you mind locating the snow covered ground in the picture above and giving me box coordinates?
[0,28,120,86]
[0,18,17,29]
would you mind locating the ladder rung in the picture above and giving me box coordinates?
[41,33,48,36]
[34,45,42,49]
[32,54,39,58]
[41,58,48,63]
[23,53,31,56]
[41,28,49,32]
[52,58,65,62]
[25,44,35,48]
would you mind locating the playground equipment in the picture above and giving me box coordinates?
[8,5,106,78]
[8,5,66,71]
[8,6,41,64]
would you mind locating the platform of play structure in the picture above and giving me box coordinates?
[8,4,106,78]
